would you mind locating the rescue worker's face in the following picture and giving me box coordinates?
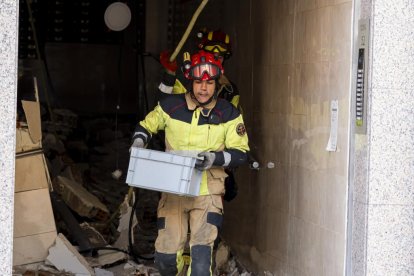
[193,79,216,104]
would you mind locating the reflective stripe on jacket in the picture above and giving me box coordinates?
[135,92,249,195]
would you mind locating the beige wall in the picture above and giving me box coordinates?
[221,0,353,275]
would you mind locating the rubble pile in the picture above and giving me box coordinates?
[14,101,160,275]
[213,242,253,276]
[14,101,252,275]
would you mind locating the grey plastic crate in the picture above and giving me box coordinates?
[126,148,202,196]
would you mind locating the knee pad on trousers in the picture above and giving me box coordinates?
[155,251,178,276]
[190,245,212,276]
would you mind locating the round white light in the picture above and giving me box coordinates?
[104,2,131,31]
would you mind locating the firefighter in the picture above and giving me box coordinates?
[159,29,241,202]
[131,50,249,275]
[159,29,239,109]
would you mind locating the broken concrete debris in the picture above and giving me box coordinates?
[80,222,108,247]
[14,107,148,272]
[46,233,95,276]
[95,249,127,267]
[214,241,231,272]
[112,192,138,250]
[13,104,253,275]
[43,132,66,154]
[13,263,74,276]
[94,267,114,276]
[53,108,78,128]
[54,176,109,221]
[61,165,85,185]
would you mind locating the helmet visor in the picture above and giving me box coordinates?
[203,44,228,54]
[190,63,221,80]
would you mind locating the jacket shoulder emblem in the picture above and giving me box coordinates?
[236,123,246,136]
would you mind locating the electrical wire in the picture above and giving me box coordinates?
[78,189,154,262]
[128,188,155,262]
[79,246,129,256]
[115,35,123,172]
[141,52,160,64]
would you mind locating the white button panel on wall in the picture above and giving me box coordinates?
[355,19,369,134]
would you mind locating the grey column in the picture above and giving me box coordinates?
[351,0,414,275]
[0,0,18,274]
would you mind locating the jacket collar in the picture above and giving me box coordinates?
[185,92,217,117]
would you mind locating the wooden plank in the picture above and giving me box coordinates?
[15,128,41,153]
[15,153,50,192]
[14,188,56,238]
[13,231,57,266]
[56,176,109,220]
[21,100,42,144]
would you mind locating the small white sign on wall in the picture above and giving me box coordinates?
[326,100,338,152]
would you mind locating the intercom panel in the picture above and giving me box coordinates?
[355,19,369,134]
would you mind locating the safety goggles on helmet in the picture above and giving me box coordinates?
[183,50,224,81]
[189,63,221,80]
[203,44,228,55]
[197,30,232,59]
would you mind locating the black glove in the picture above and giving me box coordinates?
[195,152,216,170]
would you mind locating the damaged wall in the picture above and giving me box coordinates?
[220,0,353,275]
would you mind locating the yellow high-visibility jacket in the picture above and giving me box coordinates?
[133,92,249,196]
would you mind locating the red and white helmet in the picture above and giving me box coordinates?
[183,50,224,81]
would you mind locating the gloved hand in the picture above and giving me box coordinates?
[160,50,178,74]
[129,137,144,152]
[195,152,216,171]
